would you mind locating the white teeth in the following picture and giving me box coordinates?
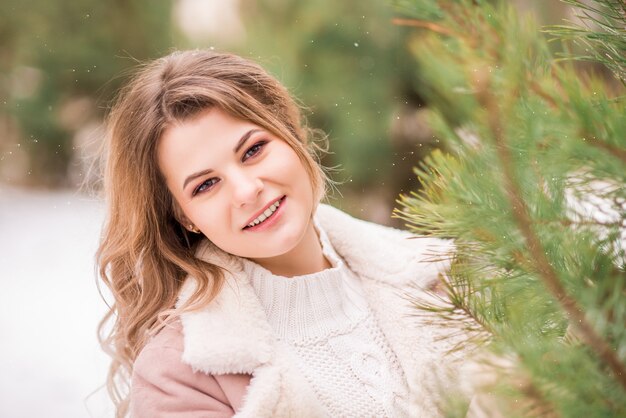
[247,198,282,228]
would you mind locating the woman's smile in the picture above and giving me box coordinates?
[243,195,286,231]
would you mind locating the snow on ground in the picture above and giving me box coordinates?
[0,186,114,418]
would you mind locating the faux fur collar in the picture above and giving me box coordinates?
[176,203,456,417]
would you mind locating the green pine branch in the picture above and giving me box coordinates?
[393,0,626,416]
[547,0,626,85]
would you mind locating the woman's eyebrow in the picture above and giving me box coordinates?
[233,129,262,153]
[183,167,214,191]
[182,128,263,191]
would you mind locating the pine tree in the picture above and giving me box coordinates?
[392,1,626,416]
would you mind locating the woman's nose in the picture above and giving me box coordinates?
[230,170,263,207]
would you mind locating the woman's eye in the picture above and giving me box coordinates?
[243,141,267,161]
[193,177,219,196]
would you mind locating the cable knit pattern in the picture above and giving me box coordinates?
[244,221,411,418]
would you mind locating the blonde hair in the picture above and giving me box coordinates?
[96,49,328,417]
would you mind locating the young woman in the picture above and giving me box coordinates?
[97,49,468,418]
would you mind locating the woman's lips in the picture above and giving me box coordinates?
[243,195,283,227]
[243,196,286,232]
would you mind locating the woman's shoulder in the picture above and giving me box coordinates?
[317,202,453,247]
[132,321,202,392]
[134,321,186,371]
[315,203,455,287]
[131,321,241,417]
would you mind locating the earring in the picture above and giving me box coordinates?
[188,224,200,234]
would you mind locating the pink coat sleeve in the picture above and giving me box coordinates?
[130,322,240,418]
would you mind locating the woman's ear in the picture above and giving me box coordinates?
[172,202,201,234]
[186,224,201,234]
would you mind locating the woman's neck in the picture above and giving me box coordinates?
[248,219,332,277]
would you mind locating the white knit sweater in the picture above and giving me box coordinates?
[244,221,412,418]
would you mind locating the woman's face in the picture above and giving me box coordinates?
[157,107,316,260]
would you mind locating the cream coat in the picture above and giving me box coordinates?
[131,204,471,417]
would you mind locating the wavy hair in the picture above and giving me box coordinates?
[96,50,328,417]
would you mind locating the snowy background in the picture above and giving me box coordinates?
[0,186,114,418]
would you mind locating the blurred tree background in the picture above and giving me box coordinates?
[0,1,176,187]
[0,0,608,224]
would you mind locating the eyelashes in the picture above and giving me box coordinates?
[193,177,220,196]
[192,140,268,196]
[243,141,266,160]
